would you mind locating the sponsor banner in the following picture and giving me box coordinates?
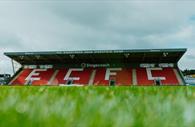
[24,65,53,69]
[140,63,174,68]
[81,63,110,68]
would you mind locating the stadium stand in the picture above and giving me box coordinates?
[4,48,187,86]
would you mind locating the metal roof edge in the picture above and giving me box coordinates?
[4,48,187,56]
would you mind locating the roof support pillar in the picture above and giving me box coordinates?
[132,68,137,85]
[11,59,15,74]
[88,69,96,86]
[173,68,185,85]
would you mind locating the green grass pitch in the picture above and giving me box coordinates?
[0,86,195,127]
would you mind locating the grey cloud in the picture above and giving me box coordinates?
[0,32,25,50]
[49,2,194,36]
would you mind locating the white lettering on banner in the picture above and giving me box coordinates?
[25,69,47,81]
[39,65,53,69]
[81,63,110,68]
[140,64,155,68]
[159,63,174,68]
[64,68,84,81]
[105,68,122,80]
[146,68,166,80]
[24,65,37,69]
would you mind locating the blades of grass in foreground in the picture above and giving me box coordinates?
[0,86,195,127]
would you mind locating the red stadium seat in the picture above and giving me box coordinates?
[153,68,179,85]
[136,68,179,85]
[10,67,179,86]
[30,69,55,85]
[93,68,132,86]
[11,69,32,85]
[93,68,108,85]
[11,69,54,86]
[52,68,92,85]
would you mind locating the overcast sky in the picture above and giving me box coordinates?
[0,0,195,74]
